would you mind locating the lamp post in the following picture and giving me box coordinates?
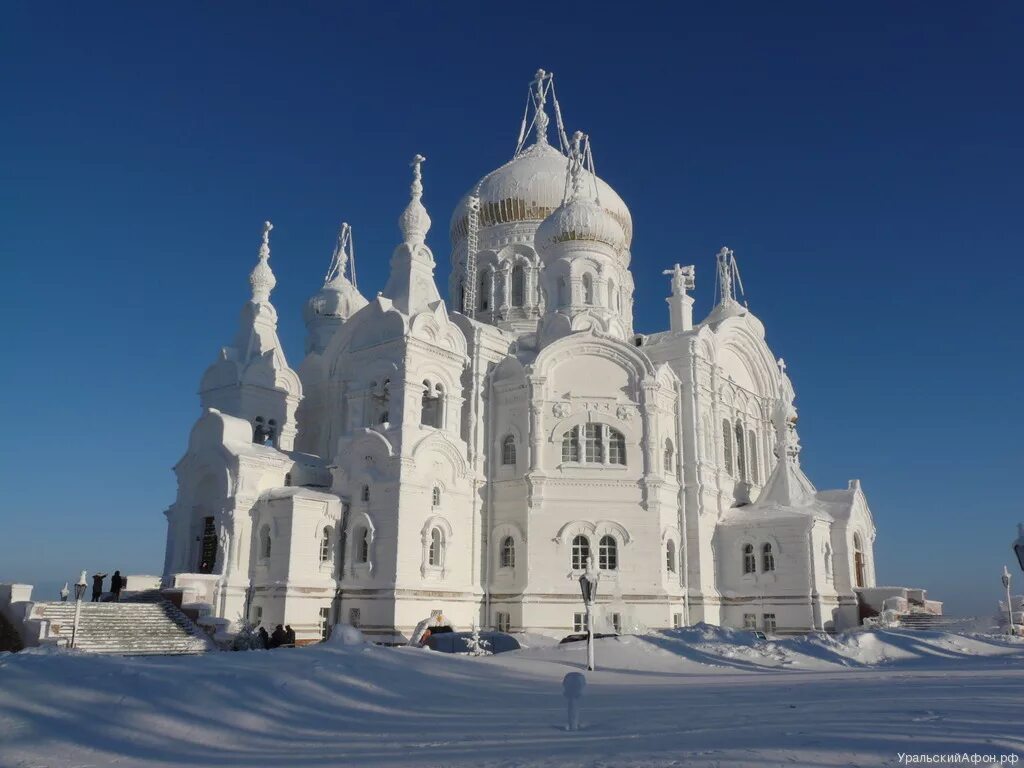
[71,570,87,649]
[578,557,599,672]
[1002,565,1015,636]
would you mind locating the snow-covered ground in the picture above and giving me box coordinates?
[2,626,1023,768]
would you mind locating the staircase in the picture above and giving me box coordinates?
[896,612,957,631]
[33,591,212,655]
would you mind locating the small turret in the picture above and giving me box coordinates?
[381,155,443,316]
[304,222,368,355]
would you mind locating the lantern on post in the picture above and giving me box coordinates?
[1002,565,1015,636]
[578,557,599,671]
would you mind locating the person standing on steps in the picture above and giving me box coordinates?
[257,626,270,649]
[284,625,296,647]
[110,571,123,602]
[91,572,107,602]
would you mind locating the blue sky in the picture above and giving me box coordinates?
[2,3,1021,617]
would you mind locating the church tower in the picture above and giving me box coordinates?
[198,222,302,450]
[535,131,635,344]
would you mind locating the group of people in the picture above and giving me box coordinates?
[256,624,296,649]
[91,571,124,602]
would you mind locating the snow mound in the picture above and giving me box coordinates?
[324,623,366,646]
[504,624,1024,674]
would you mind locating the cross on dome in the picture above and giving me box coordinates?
[249,220,276,303]
[398,154,431,244]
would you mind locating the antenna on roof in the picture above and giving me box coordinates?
[514,69,570,158]
[325,222,357,290]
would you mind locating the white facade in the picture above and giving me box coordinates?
[162,72,877,643]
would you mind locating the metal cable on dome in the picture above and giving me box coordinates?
[513,90,532,158]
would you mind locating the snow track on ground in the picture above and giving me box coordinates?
[1,627,1022,768]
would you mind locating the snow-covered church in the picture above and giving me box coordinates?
[162,71,877,644]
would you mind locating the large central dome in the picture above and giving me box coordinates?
[449,139,632,248]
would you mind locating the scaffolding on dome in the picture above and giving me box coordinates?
[325,222,357,290]
[514,68,570,159]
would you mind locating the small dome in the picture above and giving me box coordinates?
[450,141,632,247]
[535,196,627,254]
[304,275,368,326]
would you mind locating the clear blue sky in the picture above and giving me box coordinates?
[2,3,1021,617]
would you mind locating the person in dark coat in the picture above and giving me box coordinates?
[257,626,270,650]
[284,625,296,647]
[270,624,286,648]
[91,573,106,602]
[110,571,123,602]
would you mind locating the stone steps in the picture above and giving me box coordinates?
[897,612,954,630]
[35,591,212,655]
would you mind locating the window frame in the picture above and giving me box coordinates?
[742,543,756,575]
[762,542,776,572]
[500,535,515,569]
[598,535,618,571]
[501,434,517,466]
[571,534,590,570]
[319,526,333,563]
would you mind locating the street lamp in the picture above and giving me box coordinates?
[71,570,87,649]
[578,557,599,672]
[1002,566,1015,636]
[1013,523,1024,573]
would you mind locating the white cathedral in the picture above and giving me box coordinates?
[161,71,877,644]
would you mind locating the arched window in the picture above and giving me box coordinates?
[598,535,618,570]
[431,486,441,507]
[260,525,272,560]
[742,543,756,574]
[571,534,590,570]
[666,542,676,573]
[380,379,391,424]
[748,429,759,483]
[511,264,525,307]
[456,279,466,313]
[762,542,775,572]
[500,536,515,568]
[478,269,491,311]
[562,427,580,462]
[561,424,625,465]
[608,428,626,465]
[429,528,443,567]
[663,439,674,473]
[361,484,370,503]
[735,420,746,480]
[582,273,594,305]
[583,423,603,463]
[853,534,866,588]
[501,434,517,465]
[320,526,332,562]
[421,381,443,428]
[355,527,369,564]
[253,416,278,446]
[722,419,734,475]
